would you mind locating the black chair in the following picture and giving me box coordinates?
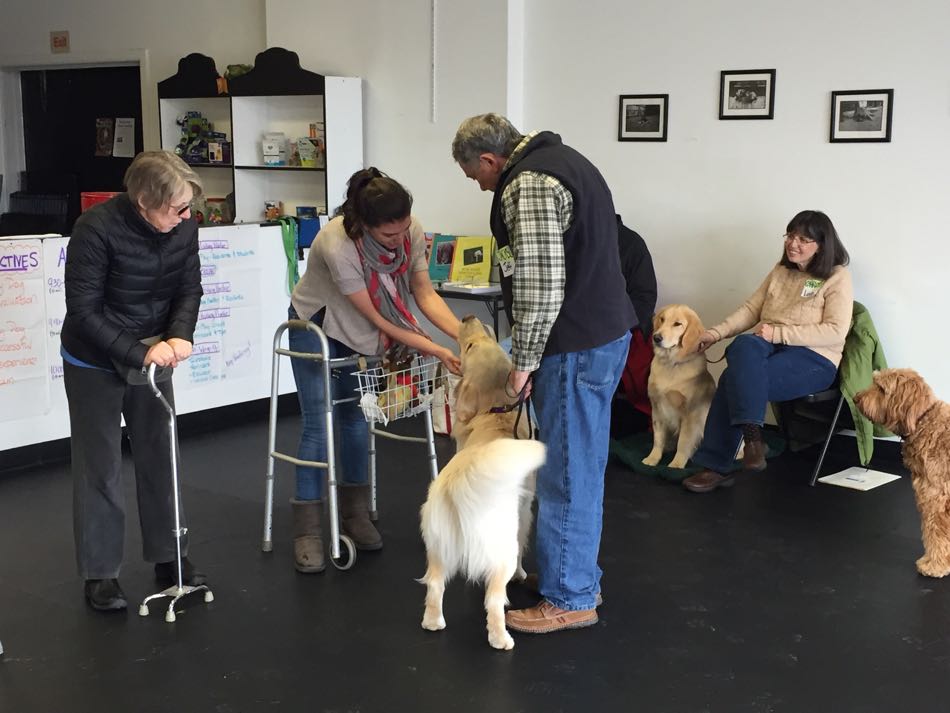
[775,385,848,487]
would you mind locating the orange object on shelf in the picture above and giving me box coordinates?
[80,192,120,212]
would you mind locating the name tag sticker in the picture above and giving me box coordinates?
[801,278,824,298]
[496,245,515,277]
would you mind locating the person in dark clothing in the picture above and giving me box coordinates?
[616,215,657,338]
[61,151,207,612]
[452,113,634,635]
[613,215,657,433]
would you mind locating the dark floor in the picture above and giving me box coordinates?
[1,410,948,713]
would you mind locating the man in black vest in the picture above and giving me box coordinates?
[452,114,635,635]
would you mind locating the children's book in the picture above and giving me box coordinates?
[448,236,493,284]
[428,234,457,283]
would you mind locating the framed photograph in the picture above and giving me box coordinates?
[830,89,893,143]
[719,69,776,120]
[618,94,668,142]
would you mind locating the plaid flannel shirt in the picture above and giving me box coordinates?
[501,133,572,372]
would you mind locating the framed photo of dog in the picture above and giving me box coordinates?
[830,89,894,143]
[618,94,669,142]
[719,69,776,120]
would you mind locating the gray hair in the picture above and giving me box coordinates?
[124,150,203,210]
[451,113,524,166]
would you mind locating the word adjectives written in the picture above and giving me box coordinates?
[0,251,40,272]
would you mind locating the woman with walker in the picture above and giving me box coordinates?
[288,167,462,573]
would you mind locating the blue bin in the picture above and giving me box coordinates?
[298,217,320,248]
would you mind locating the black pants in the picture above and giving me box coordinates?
[63,362,187,579]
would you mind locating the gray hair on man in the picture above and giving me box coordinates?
[124,150,203,210]
[451,114,525,167]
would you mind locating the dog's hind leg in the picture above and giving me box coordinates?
[512,485,535,582]
[486,564,515,650]
[421,554,448,631]
[915,497,950,578]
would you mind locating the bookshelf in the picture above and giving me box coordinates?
[158,48,363,224]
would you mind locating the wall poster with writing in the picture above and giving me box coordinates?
[0,240,50,420]
[42,237,69,407]
[185,223,262,388]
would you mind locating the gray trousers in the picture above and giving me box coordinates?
[63,362,187,579]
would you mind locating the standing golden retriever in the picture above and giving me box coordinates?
[855,369,950,577]
[419,316,545,650]
[642,304,716,469]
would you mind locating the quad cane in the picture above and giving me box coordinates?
[138,363,213,622]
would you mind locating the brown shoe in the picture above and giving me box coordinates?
[741,424,768,471]
[506,600,598,634]
[520,573,603,607]
[683,469,735,493]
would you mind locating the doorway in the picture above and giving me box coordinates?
[16,64,143,233]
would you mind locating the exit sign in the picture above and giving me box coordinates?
[50,30,70,54]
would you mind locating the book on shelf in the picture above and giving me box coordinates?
[448,236,493,284]
[428,234,457,283]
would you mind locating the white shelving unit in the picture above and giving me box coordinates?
[158,49,363,225]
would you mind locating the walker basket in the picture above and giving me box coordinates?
[354,355,445,425]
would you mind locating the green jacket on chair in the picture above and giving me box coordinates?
[839,301,892,465]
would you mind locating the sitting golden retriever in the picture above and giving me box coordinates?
[642,304,716,469]
[419,316,545,650]
[855,369,950,577]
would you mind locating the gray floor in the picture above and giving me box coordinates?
[1,412,947,713]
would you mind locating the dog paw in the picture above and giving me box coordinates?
[489,629,515,650]
[668,455,688,469]
[916,556,950,578]
[421,614,446,631]
[642,452,661,467]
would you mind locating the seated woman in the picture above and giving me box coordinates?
[683,210,853,493]
[288,168,462,572]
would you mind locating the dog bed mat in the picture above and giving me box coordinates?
[609,430,787,483]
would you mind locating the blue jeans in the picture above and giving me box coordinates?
[288,306,369,501]
[692,334,837,473]
[531,332,631,611]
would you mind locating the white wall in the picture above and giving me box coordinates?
[522,0,950,397]
[264,0,512,232]
[263,0,950,395]
[1,0,946,396]
[0,0,267,151]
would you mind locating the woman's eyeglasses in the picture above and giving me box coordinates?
[783,233,816,246]
[174,203,192,217]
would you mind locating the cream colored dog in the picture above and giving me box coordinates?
[419,316,545,650]
[855,369,950,577]
[642,304,716,469]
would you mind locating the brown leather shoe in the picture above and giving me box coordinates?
[741,424,768,471]
[520,573,603,607]
[741,438,768,471]
[505,600,598,634]
[682,469,735,493]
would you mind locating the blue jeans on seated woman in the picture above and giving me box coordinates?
[691,334,837,474]
[288,305,369,501]
[531,332,631,612]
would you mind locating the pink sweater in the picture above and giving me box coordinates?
[710,264,853,367]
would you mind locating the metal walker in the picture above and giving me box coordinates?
[262,320,443,570]
[138,364,214,622]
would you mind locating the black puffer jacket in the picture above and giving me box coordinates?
[61,193,202,369]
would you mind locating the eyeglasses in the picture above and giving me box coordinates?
[170,202,192,217]
[783,233,816,246]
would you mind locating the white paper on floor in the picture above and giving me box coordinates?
[818,466,901,491]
